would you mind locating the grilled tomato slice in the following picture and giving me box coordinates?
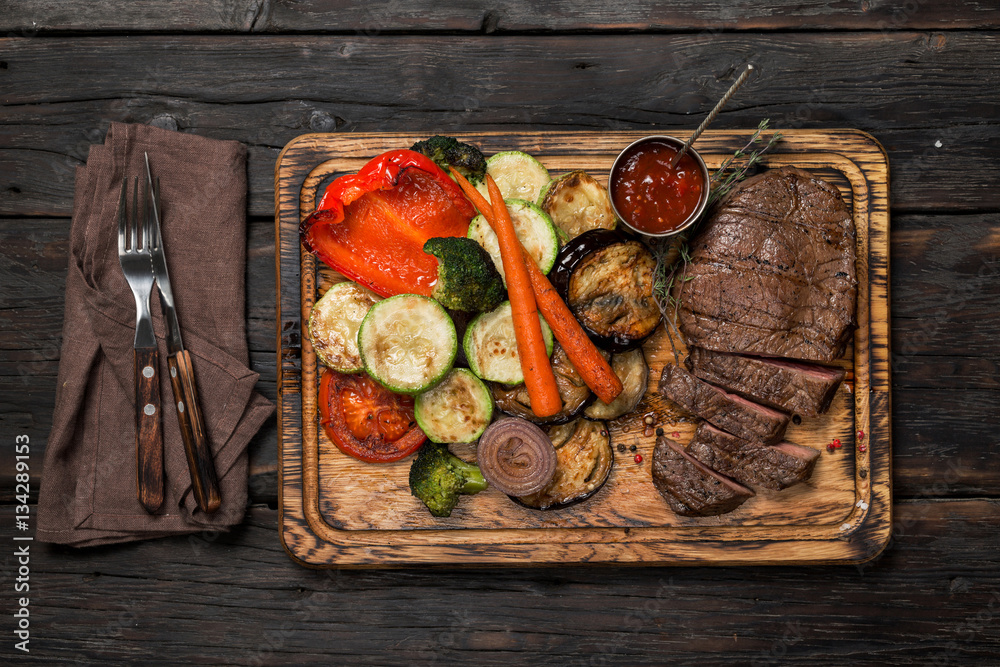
[319,369,427,462]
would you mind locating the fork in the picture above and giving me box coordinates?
[118,176,164,513]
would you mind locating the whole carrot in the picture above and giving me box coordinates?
[523,259,623,404]
[450,168,623,404]
[484,175,562,418]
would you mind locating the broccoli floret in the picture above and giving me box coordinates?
[410,135,488,185]
[424,237,506,312]
[409,443,489,517]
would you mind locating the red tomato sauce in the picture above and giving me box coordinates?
[611,140,706,234]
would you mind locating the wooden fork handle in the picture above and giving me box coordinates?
[167,350,221,514]
[134,346,164,513]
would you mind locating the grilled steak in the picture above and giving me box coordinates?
[675,166,857,363]
[685,423,820,491]
[658,363,790,444]
[686,347,846,418]
[652,436,754,516]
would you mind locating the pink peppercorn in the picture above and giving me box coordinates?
[857,430,865,441]
[634,454,643,464]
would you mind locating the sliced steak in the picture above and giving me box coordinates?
[686,347,846,417]
[658,363,790,444]
[675,166,857,363]
[652,436,754,516]
[685,423,820,491]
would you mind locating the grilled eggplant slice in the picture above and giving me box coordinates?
[491,344,598,425]
[584,348,649,420]
[516,418,613,510]
[539,170,618,241]
[550,229,660,351]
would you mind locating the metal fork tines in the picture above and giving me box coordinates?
[117,176,164,513]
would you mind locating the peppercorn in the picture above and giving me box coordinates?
[634,454,643,464]
[617,444,626,453]
[630,444,637,452]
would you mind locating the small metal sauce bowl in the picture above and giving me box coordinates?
[608,135,711,239]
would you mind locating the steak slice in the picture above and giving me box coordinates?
[651,436,754,516]
[658,363,790,444]
[685,423,820,491]
[686,347,846,417]
[675,166,857,362]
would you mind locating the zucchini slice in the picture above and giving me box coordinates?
[516,418,614,510]
[415,368,494,444]
[476,150,551,204]
[468,199,559,284]
[584,348,649,420]
[358,294,457,394]
[308,281,382,373]
[540,170,618,241]
[464,301,554,384]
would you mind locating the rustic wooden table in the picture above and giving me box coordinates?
[2,2,998,664]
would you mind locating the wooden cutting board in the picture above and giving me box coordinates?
[275,130,891,567]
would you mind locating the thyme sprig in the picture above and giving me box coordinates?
[708,119,783,206]
[651,119,782,354]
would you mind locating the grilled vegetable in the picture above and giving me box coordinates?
[308,281,381,373]
[358,294,457,394]
[476,151,551,204]
[584,348,649,420]
[300,149,475,297]
[491,344,599,425]
[483,176,563,418]
[414,368,493,444]
[463,301,554,385]
[410,135,487,186]
[467,199,560,285]
[539,170,617,240]
[424,236,505,313]
[549,229,660,351]
[450,169,625,406]
[409,443,488,517]
[476,417,557,497]
[516,418,613,510]
[319,369,427,463]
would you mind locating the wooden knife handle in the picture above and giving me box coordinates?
[167,350,221,513]
[134,347,164,513]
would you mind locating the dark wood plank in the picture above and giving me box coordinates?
[892,213,1000,359]
[2,33,999,216]
[8,499,1000,664]
[4,0,999,33]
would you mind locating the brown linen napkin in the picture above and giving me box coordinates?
[37,122,274,547]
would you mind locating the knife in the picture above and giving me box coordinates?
[145,152,222,514]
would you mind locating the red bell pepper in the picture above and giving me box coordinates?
[300,149,476,297]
